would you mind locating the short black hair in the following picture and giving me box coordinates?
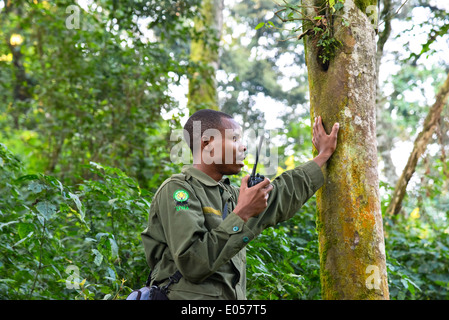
[183,109,234,152]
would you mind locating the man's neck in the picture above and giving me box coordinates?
[193,163,223,182]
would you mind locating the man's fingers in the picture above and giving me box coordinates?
[240,175,249,189]
[331,122,340,137]
[255,177,271,189]
[316,116,325,135]
[264,183,274,193]
[315,116,339,137]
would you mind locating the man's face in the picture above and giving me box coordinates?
[202,118,247,175]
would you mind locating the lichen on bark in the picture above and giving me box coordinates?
[354,0,378,14]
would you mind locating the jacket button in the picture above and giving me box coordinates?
[232,226,239,232]
[243,236,249,243]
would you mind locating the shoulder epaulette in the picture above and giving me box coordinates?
[153,173,187,199]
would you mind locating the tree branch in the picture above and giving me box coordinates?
[386,72,449,216]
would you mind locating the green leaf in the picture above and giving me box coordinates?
[107,267,116,281]
[0,279,16,284]
[69,192,84,218]
[12,231,34,247]
[333,2,344,11]
[109,237,119,260]
[255,22,265,30]
[409,283,416,296]
[18,223,34,239]
[36,201,57,220]
[92,249,103,266]
[0,220,19,231]
[28,181,45,194]
[44,176,63,194]
[17,174,40,182]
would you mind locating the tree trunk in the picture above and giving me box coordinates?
[303,0,389,299]
[386,72,449,216]
[436,118,449,193]
[3,1,32,129]
[187,0,223,113]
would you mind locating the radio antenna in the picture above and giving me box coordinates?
[251,134,264,177]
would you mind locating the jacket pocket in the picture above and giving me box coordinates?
[167,277,222,300]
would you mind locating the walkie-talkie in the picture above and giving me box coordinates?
[247,134,265,188]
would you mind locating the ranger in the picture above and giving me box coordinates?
[141,109,339,299]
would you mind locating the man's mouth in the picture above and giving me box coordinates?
[236,155,246,165]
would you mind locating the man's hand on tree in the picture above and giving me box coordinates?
[312,116,339,168]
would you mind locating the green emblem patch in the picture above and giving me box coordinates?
[174,189,189,202]
[174,189,189,211]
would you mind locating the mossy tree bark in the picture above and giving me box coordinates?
[187,0,223,113]
[302,0,389,299]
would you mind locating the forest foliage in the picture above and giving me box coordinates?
[1,0,449,300]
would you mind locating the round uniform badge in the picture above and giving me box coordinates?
[173,189,189,203]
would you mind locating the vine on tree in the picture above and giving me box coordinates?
[255,0,348,69]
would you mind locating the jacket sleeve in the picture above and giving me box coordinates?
[153,180,255,284]
[245,160,324,235]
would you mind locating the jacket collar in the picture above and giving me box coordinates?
[181,165,230,187]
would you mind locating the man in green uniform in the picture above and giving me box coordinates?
[141,109,339,299]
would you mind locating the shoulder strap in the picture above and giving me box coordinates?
[145,270,153,286]
[161,270,183,294]
[222,201,229,220]
[153,173,186,199]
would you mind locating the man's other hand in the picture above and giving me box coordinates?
[234,176,273,222]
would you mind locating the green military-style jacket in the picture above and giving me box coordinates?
[141,160,324,300]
